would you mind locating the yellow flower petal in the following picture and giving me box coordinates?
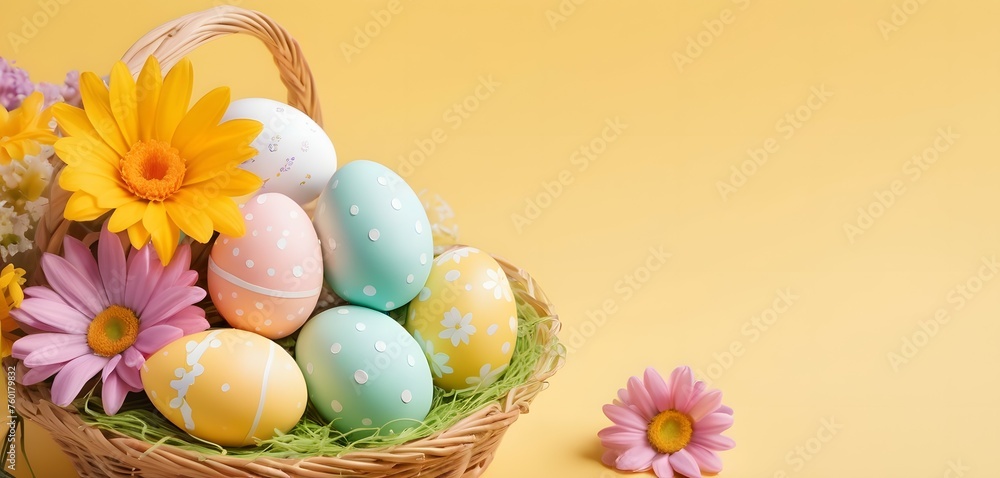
[171,86,230,153]
[164,198,214,244]
[187,168,262,197]
[143,200,179,264]
[201,197,245,237]
[126,220,151,250]
[80,72,129,156]
[109,199,147,232]
[59,166,123,195]
[136,56,162,142]
[64,190,109,221]
[94,183,140,209]
[53,104,100,141]
[55,136,120,168]
[154,59,192,143]
[109,62,139,147]
[184,144,257,185]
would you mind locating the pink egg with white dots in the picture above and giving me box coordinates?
[208,193,323,338]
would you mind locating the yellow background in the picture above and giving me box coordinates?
[3,0,999,476]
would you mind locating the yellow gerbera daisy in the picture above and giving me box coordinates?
[0,91,58,165]
[52,56,263,264]
[1,263,26,358]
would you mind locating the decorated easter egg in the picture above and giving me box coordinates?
[140,329,307,447]
[222,98,337,205]
[405,246,518,391]
[313,160,433,311]
[295,306,433,437]
[208,193,323,339]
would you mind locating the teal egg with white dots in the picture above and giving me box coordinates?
[295,306,433,437]
[313,160,433,311]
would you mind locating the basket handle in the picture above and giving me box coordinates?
[119,5,323,126]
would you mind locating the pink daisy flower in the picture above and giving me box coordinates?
[11,223,208,415]
[599,366,735,478]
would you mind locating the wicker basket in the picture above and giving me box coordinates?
[14,6,564,478]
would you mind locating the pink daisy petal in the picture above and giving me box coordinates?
[122,346,144,368]
[22,336,90,368]
[40,253,106,317]
[598,425,647,448]
[718,404,734,415]
[682,380,707,413]
[603,403,651,432]
[691,432,736,451]
[133,324,183,356]
[100,371,130,415]
[158,307,208,335]
[139,286,206,329]
[668,448,701,478]
[123,247,162,316]
[12,333,86,362]
[668,367,694,412]
[11,297,91,334]
[695,412,734,435]
[643,367,672,411]
[114,360,143,389]
[62,236,107,303]
[615,444,657,472]
[50,354,109,406]
[686,443,723,474]
[21,362,64,385]
[98,224,128,305]
[157,243,194,288]
[688,389,723,422]
[23,285,69,304]
[627,376,658,420]
[101,355,121,383]
[651,454,674,478]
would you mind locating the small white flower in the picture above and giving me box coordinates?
[413,330,453,378]
[438,307,476,346]
[483,267,513,302]
[465,363,508,387]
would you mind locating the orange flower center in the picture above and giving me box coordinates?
[647,409,694,454]
[87,305,140,357]
[120,140,185,201]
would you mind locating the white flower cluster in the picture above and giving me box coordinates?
[0,145,54,261]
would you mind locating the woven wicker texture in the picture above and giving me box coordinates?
[16,6,563,477]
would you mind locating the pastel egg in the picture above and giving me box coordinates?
[313,160,433,311]
[208,193,323,338]
[295,306,433,438]
[222,98,337,205]
[140,329,307,447]
[405,246,517,391]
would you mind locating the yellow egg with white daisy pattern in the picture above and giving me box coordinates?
[404,246,517,391]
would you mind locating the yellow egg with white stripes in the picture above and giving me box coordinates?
[404,246,518,391]
[140,329,307,447]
